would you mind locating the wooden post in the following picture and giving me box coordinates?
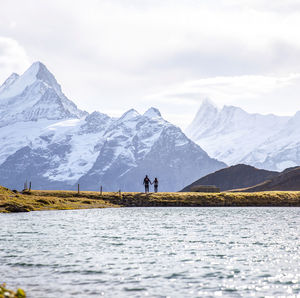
[29,181,32,191]
[100,185,102,195]
[119,189,122,199]
[78,184,80,194]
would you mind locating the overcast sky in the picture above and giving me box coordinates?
[1,0,300,128]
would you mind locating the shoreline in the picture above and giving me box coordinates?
[1,188,300,213]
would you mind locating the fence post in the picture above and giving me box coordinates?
[100,185,102,196]
[29,181,32,191]
[78,184,80,194]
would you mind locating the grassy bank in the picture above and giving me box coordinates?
[1,186,300,213]
[0,283,25,298]
[0,186,119,213]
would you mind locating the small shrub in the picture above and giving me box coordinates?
[22,190,31,195]
[36,199,50,205]
[0,283,26,298]
[5,204,33,213]
[190,185,220,193]
[16,288,26,298]
[81,200,92,204]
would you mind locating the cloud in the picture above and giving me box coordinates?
[146,73,300,127]
[1,1,300,129]
[0,37,30,83]
[2,0,300,76]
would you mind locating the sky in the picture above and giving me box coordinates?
[1,0,300,128]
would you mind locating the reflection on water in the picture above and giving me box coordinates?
[0,207,300,297]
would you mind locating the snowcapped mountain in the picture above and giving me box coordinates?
[242,112,300,170]
[0,62,86,127]
[0,62,225,191]
[78,107,225,191]
[185,99,300,171]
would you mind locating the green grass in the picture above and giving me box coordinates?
[0,283,25,298]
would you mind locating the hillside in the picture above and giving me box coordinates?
[236,166,300,192]
[181,164,279,192]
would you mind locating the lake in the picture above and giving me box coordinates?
[1,207,300,297]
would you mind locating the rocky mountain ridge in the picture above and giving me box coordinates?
[0,62,226,191]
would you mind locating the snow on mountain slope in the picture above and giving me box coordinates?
[242,111,300,170]
[0,119,58,165]
[185,99,294,170]
[0,62,86,127]
[0,116,111,184]
[0,111,112,188]
[0,63,226,190]
[39,117,111,183]
[78,108,225,191]
[0,73,19,94]
[0,105,225,191]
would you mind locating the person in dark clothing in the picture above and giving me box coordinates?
[153,177,159,193]
[143,175,151,193]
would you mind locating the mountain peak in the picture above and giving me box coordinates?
[193,98,219,118]
[185,98,219,137]
[119,109,140,121]
[27,61,45,72]
[143,107,161,118]
[22,61,48,79]
[0,61,59,100]
[0,62,86,125]
[26,61,59,88]
[200,98,218,109]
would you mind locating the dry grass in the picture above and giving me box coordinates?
[1,187,300,213]
[125,191,300,207]
[0,187,119,213]
[23,190,300,207]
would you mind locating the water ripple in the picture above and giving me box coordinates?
[0,207,299,297]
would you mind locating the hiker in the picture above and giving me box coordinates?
[143,175,151,193]
[153,177,159,193]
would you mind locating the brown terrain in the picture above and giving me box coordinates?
[235,166,300,192]
[181,164,279,192]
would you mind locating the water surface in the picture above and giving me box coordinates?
[1,207,300,297]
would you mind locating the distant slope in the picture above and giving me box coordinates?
[181,164,279,192]
[237,166,300,192]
